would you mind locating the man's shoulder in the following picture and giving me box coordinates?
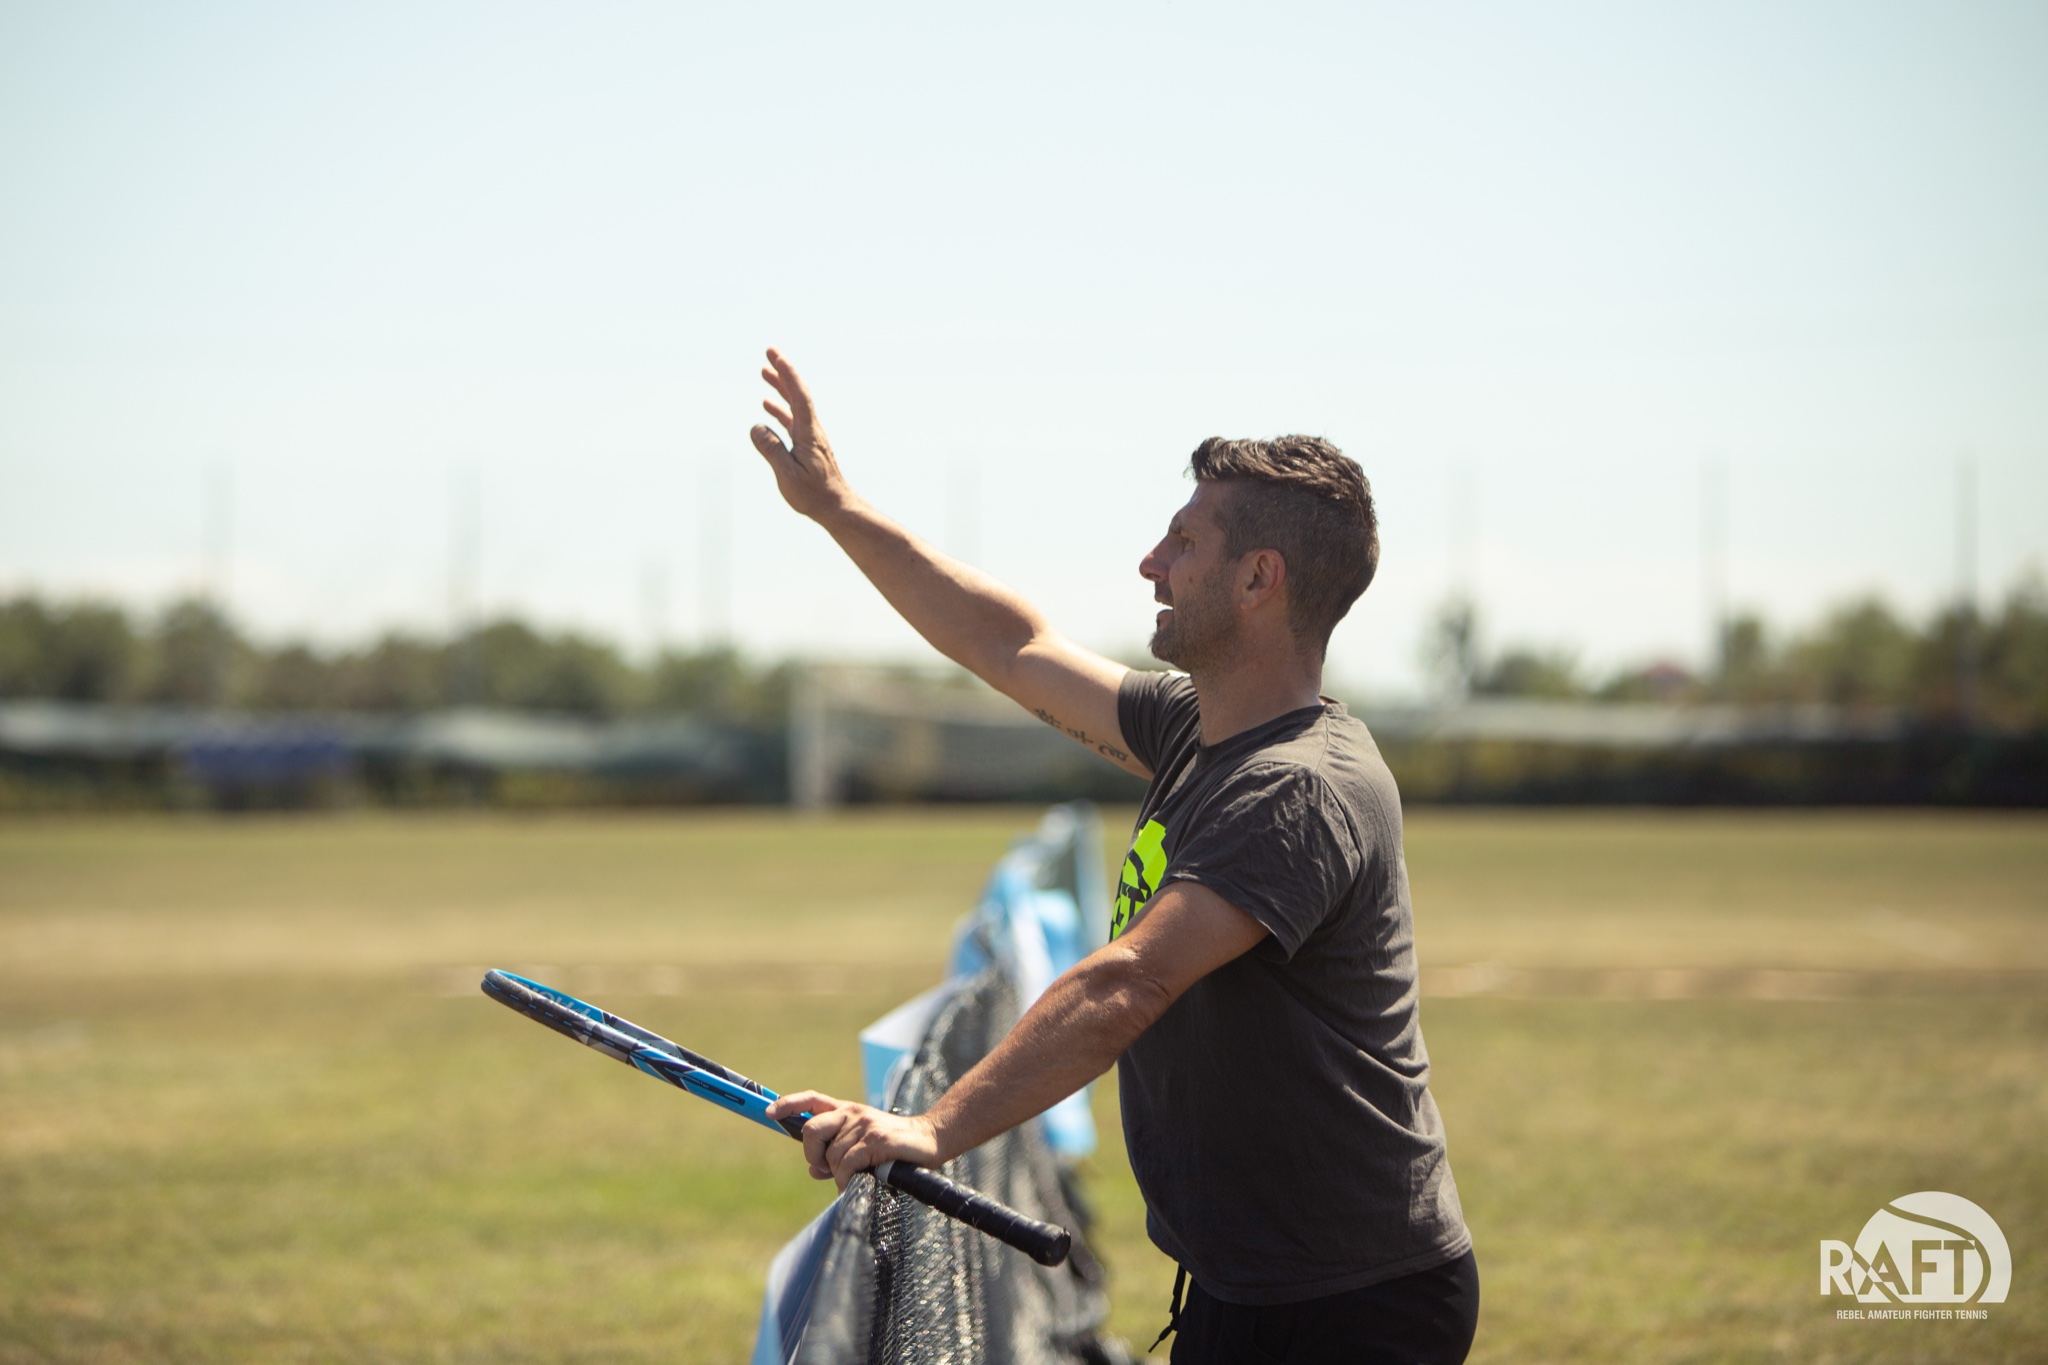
[1232,709,1398,825]
[1245,705,1383,778]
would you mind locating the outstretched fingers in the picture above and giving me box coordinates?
[749,346,845,519]
[764,347,814,408]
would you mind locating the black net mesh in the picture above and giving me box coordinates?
[789,969,1128,1365]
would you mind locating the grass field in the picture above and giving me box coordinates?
[2,809,2044,1363]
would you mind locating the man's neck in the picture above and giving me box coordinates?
[1187,650,1325,748]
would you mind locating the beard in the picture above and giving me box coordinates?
[1148,566,1238,671]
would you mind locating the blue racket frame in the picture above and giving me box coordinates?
[487,970,800,1136]
[480,968,1072,1267]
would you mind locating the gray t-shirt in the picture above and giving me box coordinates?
[1113,669,1470,1305]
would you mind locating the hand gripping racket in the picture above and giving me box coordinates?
[480,969,1072,1267]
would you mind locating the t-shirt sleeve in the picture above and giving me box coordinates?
[1159,764,1363,959]
[1117,670,1200,776]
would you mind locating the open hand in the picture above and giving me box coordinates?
[749,348,852,522]
[764,1090,945,1192]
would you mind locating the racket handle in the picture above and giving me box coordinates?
[875,1160,1072,1267]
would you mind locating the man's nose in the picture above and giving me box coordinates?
[1138,541,1167,583]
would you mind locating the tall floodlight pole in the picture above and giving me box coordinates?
[203,464,233,705]
[1701,456,1729,681]
[790,663,832,812]
[1443,462,1480,698]
[204,464,233,610]
[1450,462,1478,604]
[642,557,670,662]
[449,466,481,705]
[700,461,731,646]
[948,461,981,565]
[1956,453,1979,728]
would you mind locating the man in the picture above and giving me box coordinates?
[752,348,1477,1364]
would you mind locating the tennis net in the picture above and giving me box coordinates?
[753,804,1128,1365]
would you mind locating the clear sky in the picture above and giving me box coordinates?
[3,1,2044,695]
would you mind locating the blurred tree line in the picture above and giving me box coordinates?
[6,574,2046,733]
[0,595,790,725]
[1426,571,2048,730]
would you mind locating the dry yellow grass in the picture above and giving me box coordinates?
[2,808,2043,1362]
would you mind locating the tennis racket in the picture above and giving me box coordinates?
[480,969,1072,1267]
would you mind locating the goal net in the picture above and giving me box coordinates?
[789,665,1144,807]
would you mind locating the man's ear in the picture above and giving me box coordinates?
[1237,547,1288,608]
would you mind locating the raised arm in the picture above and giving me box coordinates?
[748,348,1146,777]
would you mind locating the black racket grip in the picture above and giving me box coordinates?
[877,1160,1072,1267]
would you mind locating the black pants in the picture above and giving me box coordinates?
[1168,1251,1479,1365]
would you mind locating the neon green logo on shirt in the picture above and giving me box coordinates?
[1111,819,1168,940]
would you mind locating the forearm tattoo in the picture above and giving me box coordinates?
[1033,708,1131,764]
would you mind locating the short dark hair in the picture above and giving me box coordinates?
[1187,435,1379,654]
